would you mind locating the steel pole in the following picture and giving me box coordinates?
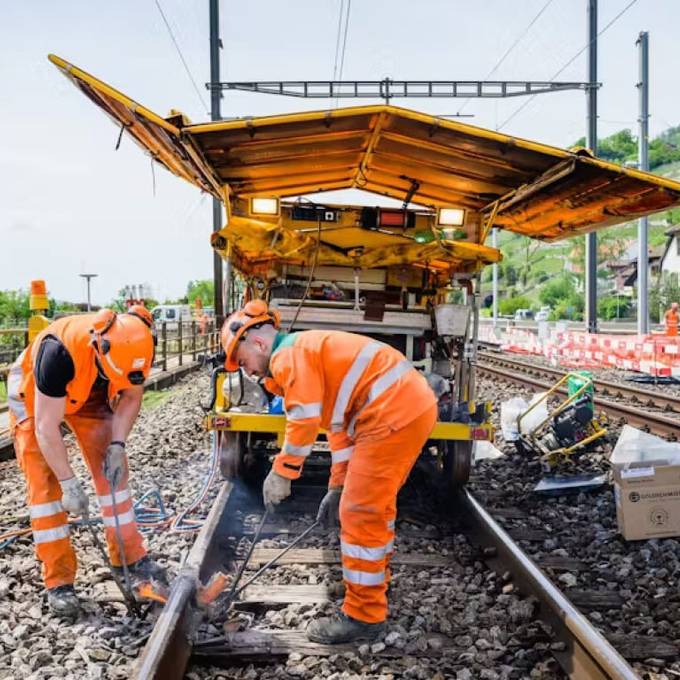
[637,31,650,334]
[491,228,498,329]
[209,0,224,324]
[585,0,598,334]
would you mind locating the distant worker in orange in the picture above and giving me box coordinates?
[7,307,166,617]
[221,301,437,644]
[665,302,679,337]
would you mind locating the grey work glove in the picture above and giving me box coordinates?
[262,469,292,512]
[59,477,89,516]
[103,442,126,489]
[316,487,342,528]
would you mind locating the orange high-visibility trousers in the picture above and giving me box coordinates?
[339,402,438,624]
[11,390,147,589]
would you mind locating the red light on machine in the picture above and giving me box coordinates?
[379,209,415,229]
[471,427,491,440]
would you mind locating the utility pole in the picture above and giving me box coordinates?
[209,0,224,323]
[79,273,98,312]
[491,228,498,330]
[637,31,650,334]
[585,0,598,334]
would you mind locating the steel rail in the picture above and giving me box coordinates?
[132,479,641,678]
[133,481,235,680]
[460,490,639,680]
[477,361,680,440]
[479,350,680,413]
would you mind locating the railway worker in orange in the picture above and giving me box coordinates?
[665,302,679,337]
[7,307,165,617]
[221,300,438,644]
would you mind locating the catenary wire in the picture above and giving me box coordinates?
[457,0,557,115]
[153,0,210,114]
[332,0,345,81]
[334,0,352,107]
[498,0,640,131]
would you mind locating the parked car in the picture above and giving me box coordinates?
[513,309,534,321]
[151,304,193,323]
[535,306,551,322]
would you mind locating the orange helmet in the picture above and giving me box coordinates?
[221,300,280,372]
[89,308,155,389]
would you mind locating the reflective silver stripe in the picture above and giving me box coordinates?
[330,342,382,432]
[368,359,412,403]
[283,441,313,457]
[387,519,395,530]
[331,446,354,465]
[348,360,413,436]
[341,539,393,561]
[102,509,135,528]
[342,567,385,586]
[29,500,63,520]
[33,525,70,544]
[98,488,131,507]
[286,402,322,421]
[7,358,27,422]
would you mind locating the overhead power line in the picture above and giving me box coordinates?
[332,0,345,81]
[154,0,209,113]
[335,0,352,107]
[458,0,557,114]
[498,0,640,131]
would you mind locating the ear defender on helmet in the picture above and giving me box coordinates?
[90,309,117,355]
[221,300,281,372]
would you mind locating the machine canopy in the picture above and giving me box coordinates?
[49,54,680,246]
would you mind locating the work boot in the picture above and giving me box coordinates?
[306,612,385,644]
[47,585,80,618]
[113,556,168,588]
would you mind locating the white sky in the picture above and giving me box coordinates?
[2,0,678,305]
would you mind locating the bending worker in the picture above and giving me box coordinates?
[221,300,437,644]
[665,302,679,337]
[7,308,165,616]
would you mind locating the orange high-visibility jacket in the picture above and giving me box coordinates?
[665,309,679,336]
[8,315,121,423]
[266,331,436,482]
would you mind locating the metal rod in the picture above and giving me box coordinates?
[637,31,650,335]
[109,480,135,602]
[223,510,270,604]
[491,228,498,330]
[83,509,139,616]
[585,0,598,334]
[230,520,321,601]
[209,0,224,324]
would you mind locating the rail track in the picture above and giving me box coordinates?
[478,351,680,441]
[133,472,639,679]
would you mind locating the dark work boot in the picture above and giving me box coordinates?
[306,612,385,644]
[113,555,168,588]
[47,585,80,618]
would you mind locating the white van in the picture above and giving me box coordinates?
[151,305,192,324]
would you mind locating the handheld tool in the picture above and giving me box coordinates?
[224,517,320,608]
[109,479,135,599]
[82,507,140,616]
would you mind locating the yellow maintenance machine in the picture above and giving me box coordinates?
[48,54,680,486]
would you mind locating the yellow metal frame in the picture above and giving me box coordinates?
[204,411,494,443]
[518,372,607,464]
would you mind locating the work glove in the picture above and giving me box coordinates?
[316,487,342,527]
[262,469,291,512]
[103,441,126,489]
[59,477,89,516]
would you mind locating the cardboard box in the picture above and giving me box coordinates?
[613,461,680,540]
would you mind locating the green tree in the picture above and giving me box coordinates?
[0,290,30,323]
[598,295,632,320]
[498,295,531,316]
[187,280,214,307]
